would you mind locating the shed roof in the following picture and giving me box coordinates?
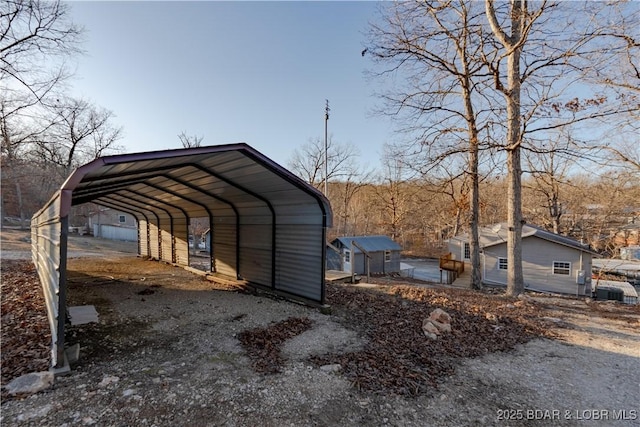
[451,223,598,255]
[333,235,402,253]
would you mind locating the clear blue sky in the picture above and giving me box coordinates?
[68,1,392,170]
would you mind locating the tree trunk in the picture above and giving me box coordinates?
[0,187,4,229]
[469,140,482,289]
[506,146,524,296]
[16,181,26,230]
[486,0,526,296]
[504,2,525,297]
[461,71,482,289]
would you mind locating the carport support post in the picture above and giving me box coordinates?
[208,213,214,272]
[55,216,69,370]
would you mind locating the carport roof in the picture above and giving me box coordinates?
[56,143,332,223]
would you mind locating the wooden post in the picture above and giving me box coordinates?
[350,246,355,283]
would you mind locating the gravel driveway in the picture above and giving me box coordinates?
[1,248,639,426]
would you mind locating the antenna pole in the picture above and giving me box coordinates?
[324,99,330,195]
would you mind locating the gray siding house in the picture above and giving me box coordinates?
[330,235,402,275]
[448,223,599,296]
[89,208,137,242]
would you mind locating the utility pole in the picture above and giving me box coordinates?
[324,99,330,195]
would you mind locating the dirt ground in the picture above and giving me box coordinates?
[1,229,639,426]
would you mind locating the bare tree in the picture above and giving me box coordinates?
[578,3,640,96]
[1,96,59,228]
[365,0,499,289]
[1,0,83,226]
[483,0,639,295]
[178,131,203,148]
[523,133,578,234]
[331,167,374,237]
[603,141,640,173]
[288,136,361,190]
[1,0,82,102]
[484,0,541,296]
[33,97,123,177]
[372,148,419,242]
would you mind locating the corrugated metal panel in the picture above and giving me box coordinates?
[238,223,272,285]
[139,219,149,256]
[148,222,160,260]
[239,248,272,285]
[31,192,66,368]
[159,217,173,263]
[368,253,385,273]
[213,220,237,277]
[275,224,324,300]
[173,218,189,265]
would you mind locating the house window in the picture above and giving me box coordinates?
[119,215,126,223]
[344,250,350,263]
[384,250,391,262]
[498,258,508,270]
[553,261,571,275]
[464,242,470,260]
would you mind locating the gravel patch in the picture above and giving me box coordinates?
[1,255,639,427]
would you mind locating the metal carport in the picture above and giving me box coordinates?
[31,143,332,369]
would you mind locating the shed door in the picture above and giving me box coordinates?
[343,248,352,273]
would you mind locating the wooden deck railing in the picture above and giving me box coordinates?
[439,253,465,274]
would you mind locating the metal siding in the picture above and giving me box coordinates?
[276,213,323,225]
[173,217,189,265]
[31,145,333,372]
[354,253,366,275]
[213,220,237,277]
[138,219,149,256]
[389,251,402,273]
[159,217,173,263]
[275,224,323,301]
[239,248,272,285]
[31,195,64,367]
[335,235,402,253]
[148,222,160,259]
[236,205,272,219]
[238,223,272,285]
[369,253,385,274]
